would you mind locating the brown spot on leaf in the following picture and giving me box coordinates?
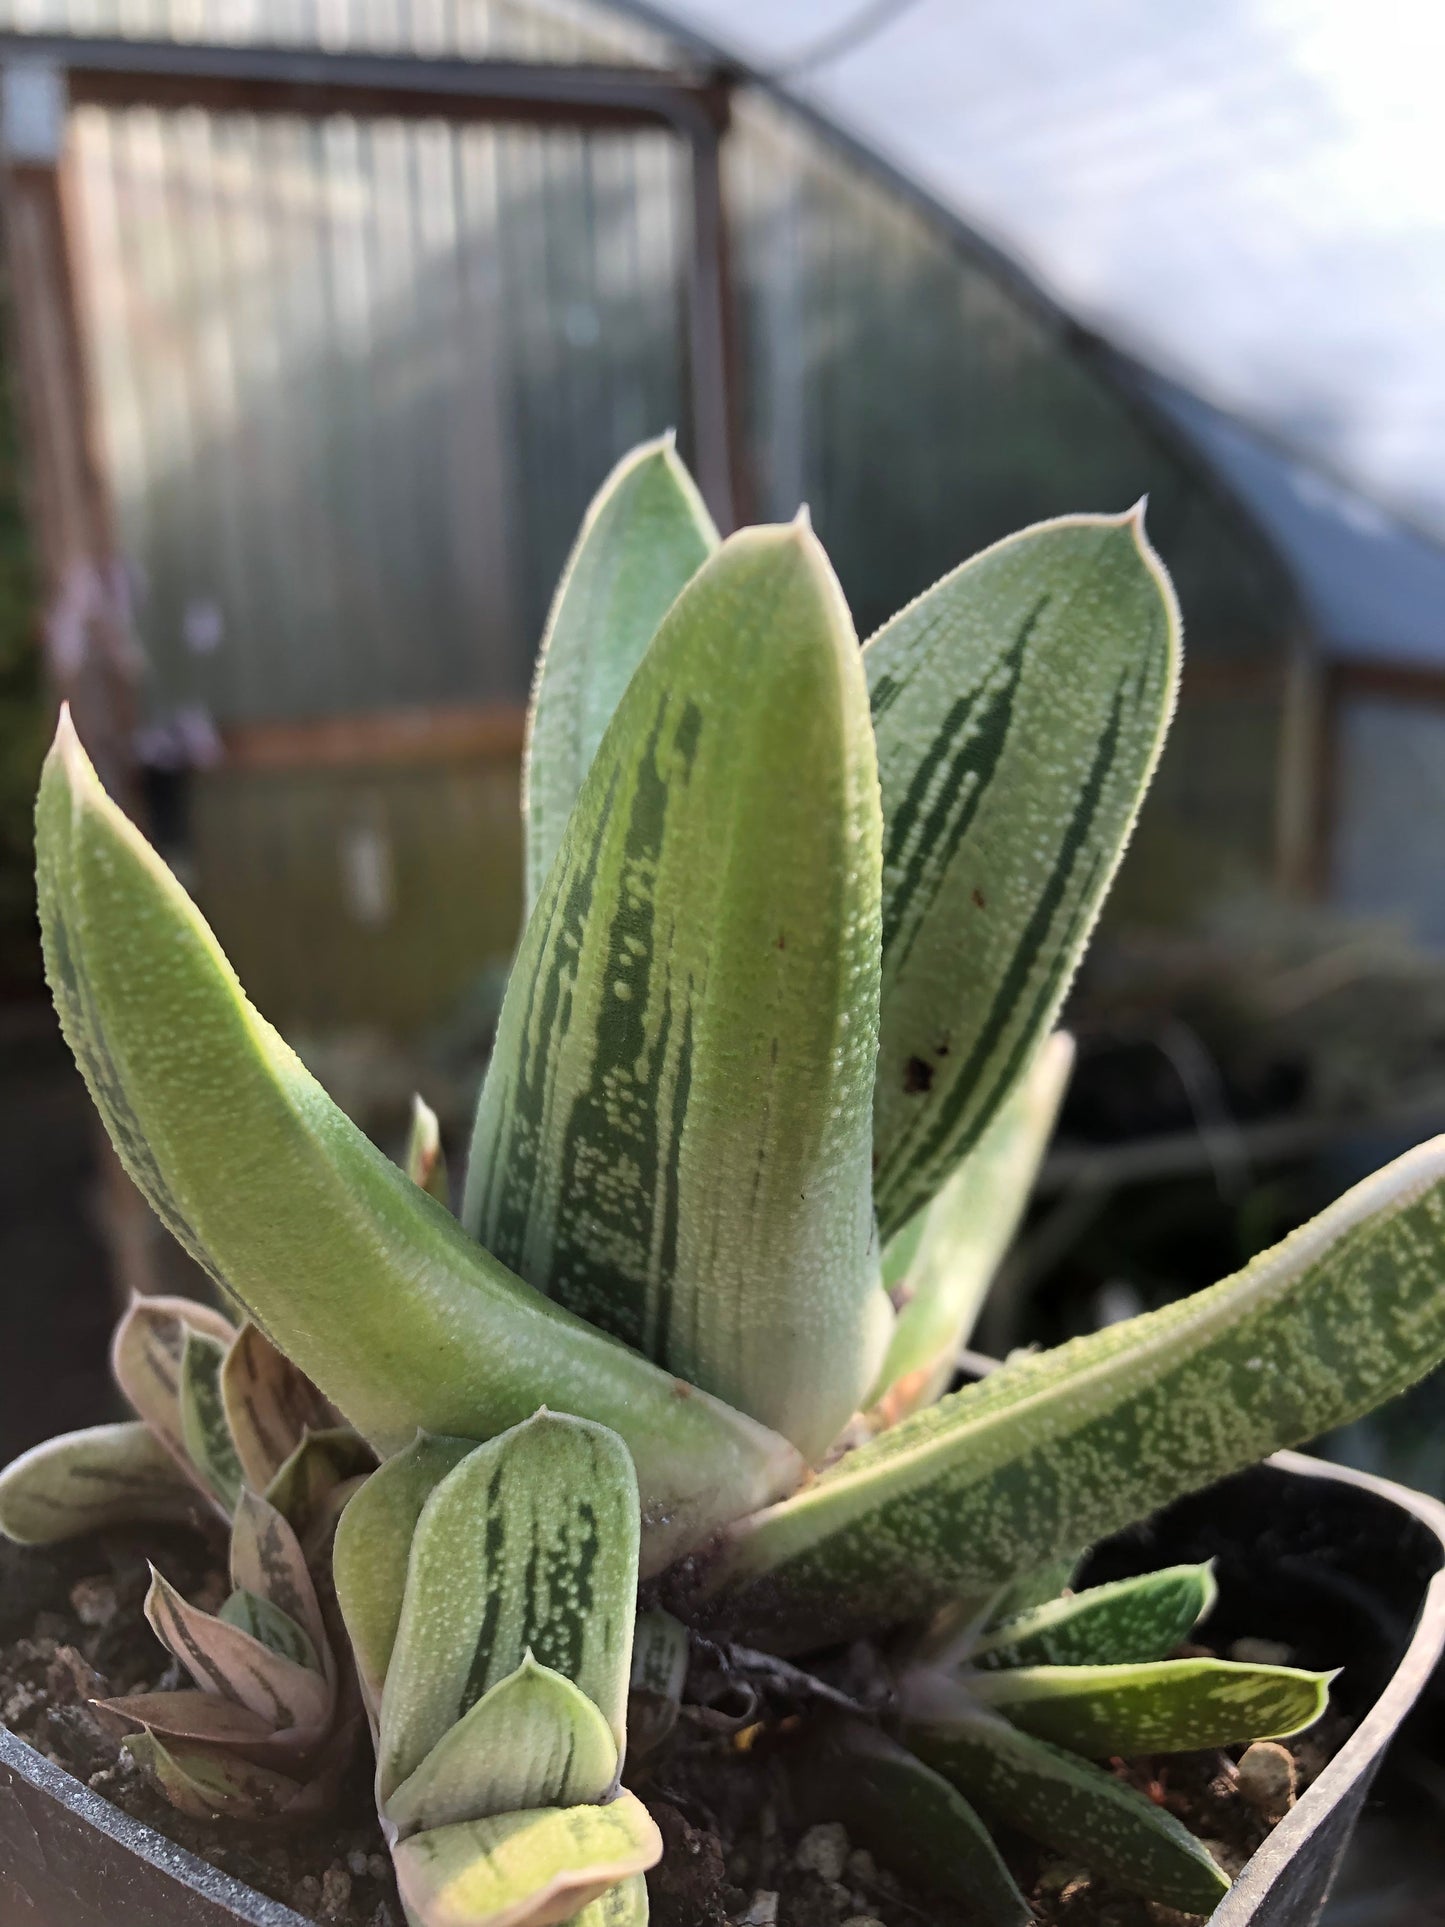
[903,1057,934,1094]
[972,887,986,909]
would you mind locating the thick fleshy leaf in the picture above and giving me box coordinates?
[0,1421,203,1544]
[694,1135,1445,1648]
[219,1587,323,1677]
[466,523,888,1462]
[334,1435,476,1712]
[377,1414,639,1801]
[628,1610,688,1755]
[145,1566,331,1732]
[230,1487,329,1659]
[221,1321,334,1493]
[37,714,799,1568]
[981,1551,1085,1630]
[908,1703,1229,1912]
[803,1719,1029,1925]
[866,513,1180,1238]
[93,1688,326,1768]
[568,1876,649,1927]
[523,433,718,913]
[969,1656,1331,1756]
[178,1329,244,1511]
[111,1293,238,1502]
[385,1656,619,1836]
[972,1563,1215,1670]
[870,1032,1074,1424]
[391,1793,662,1927]
[263,1427,376,1543]
[406,1095,450,1207]
[123,1729,320,1822]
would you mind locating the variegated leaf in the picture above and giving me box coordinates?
[145,1566,331,1732]
[901,1500,1083,1667]
[866,513,1180,1238]
[123,1729,320,1823]
[0,1420,202,1544]
[178,1329,244,1511]
[694,1136,1445,1649]
[230,1488,329,1659]
[377,1414,639,1802]
[335,1434,475,1714]
[391,1793,662,1927]
[981,1551,1086,1629]
[221,1321,334,1493]
[467,523,888,1462]
[263,1427,376,1544]
[804,1719,1029,1925]
[568,1876,650,1927]
[112,1293,237,1504]
[219,1587,323,1677]
[870,1031,1074,1424]
[628,1610,688,1755]
[37,715,799,1567]
[405,1094,450,1207]
[95,1689,302,1761]
[907,1702,1229,1912]
[523,432,718,913]
[385,1655,619,1837]
[972,1563,1215,1670]
[969,1656,1331,1756]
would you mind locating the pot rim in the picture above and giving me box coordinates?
[3,1450,1443,1926]
[1211,1449,1445,1922]
[0,1720,311,1925]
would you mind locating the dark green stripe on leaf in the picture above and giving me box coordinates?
[468,522,887,1463]
[866,514,1180,1239]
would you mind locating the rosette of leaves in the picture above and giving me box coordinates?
[794,1560,1332,1919]
[5,434,1445,1918]
[0,1294,372,1820]
[333,1411,658,1926]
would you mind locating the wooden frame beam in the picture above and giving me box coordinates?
[219,704,527,773]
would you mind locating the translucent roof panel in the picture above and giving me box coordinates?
[651,0,1445,547]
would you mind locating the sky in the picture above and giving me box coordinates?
[657,0,1445,541]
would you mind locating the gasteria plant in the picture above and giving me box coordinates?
[3,436,1444,1924]
[0,1294,372,1819]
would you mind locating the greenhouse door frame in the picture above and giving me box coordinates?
[0,30,742,543]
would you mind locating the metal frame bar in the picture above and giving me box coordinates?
[0,34,725,130]
[0,32,738,527]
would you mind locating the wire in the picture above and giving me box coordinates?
[767,0,924,82]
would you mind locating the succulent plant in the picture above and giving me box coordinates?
[0,1293,372,1819]
[335,1412,657,1925]
[3,436,1445,1923]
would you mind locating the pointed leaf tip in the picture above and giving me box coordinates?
[51,700,81,759]
[865,511,1181,1237]
[472,512,884,1460]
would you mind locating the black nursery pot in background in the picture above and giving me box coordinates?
[2,1453,1443,1927]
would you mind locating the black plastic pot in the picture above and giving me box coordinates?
[3,1451,1443,1927]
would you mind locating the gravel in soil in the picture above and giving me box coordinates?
[1,1532,1339,1926]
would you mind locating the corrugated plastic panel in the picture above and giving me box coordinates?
[70,103,691,723]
